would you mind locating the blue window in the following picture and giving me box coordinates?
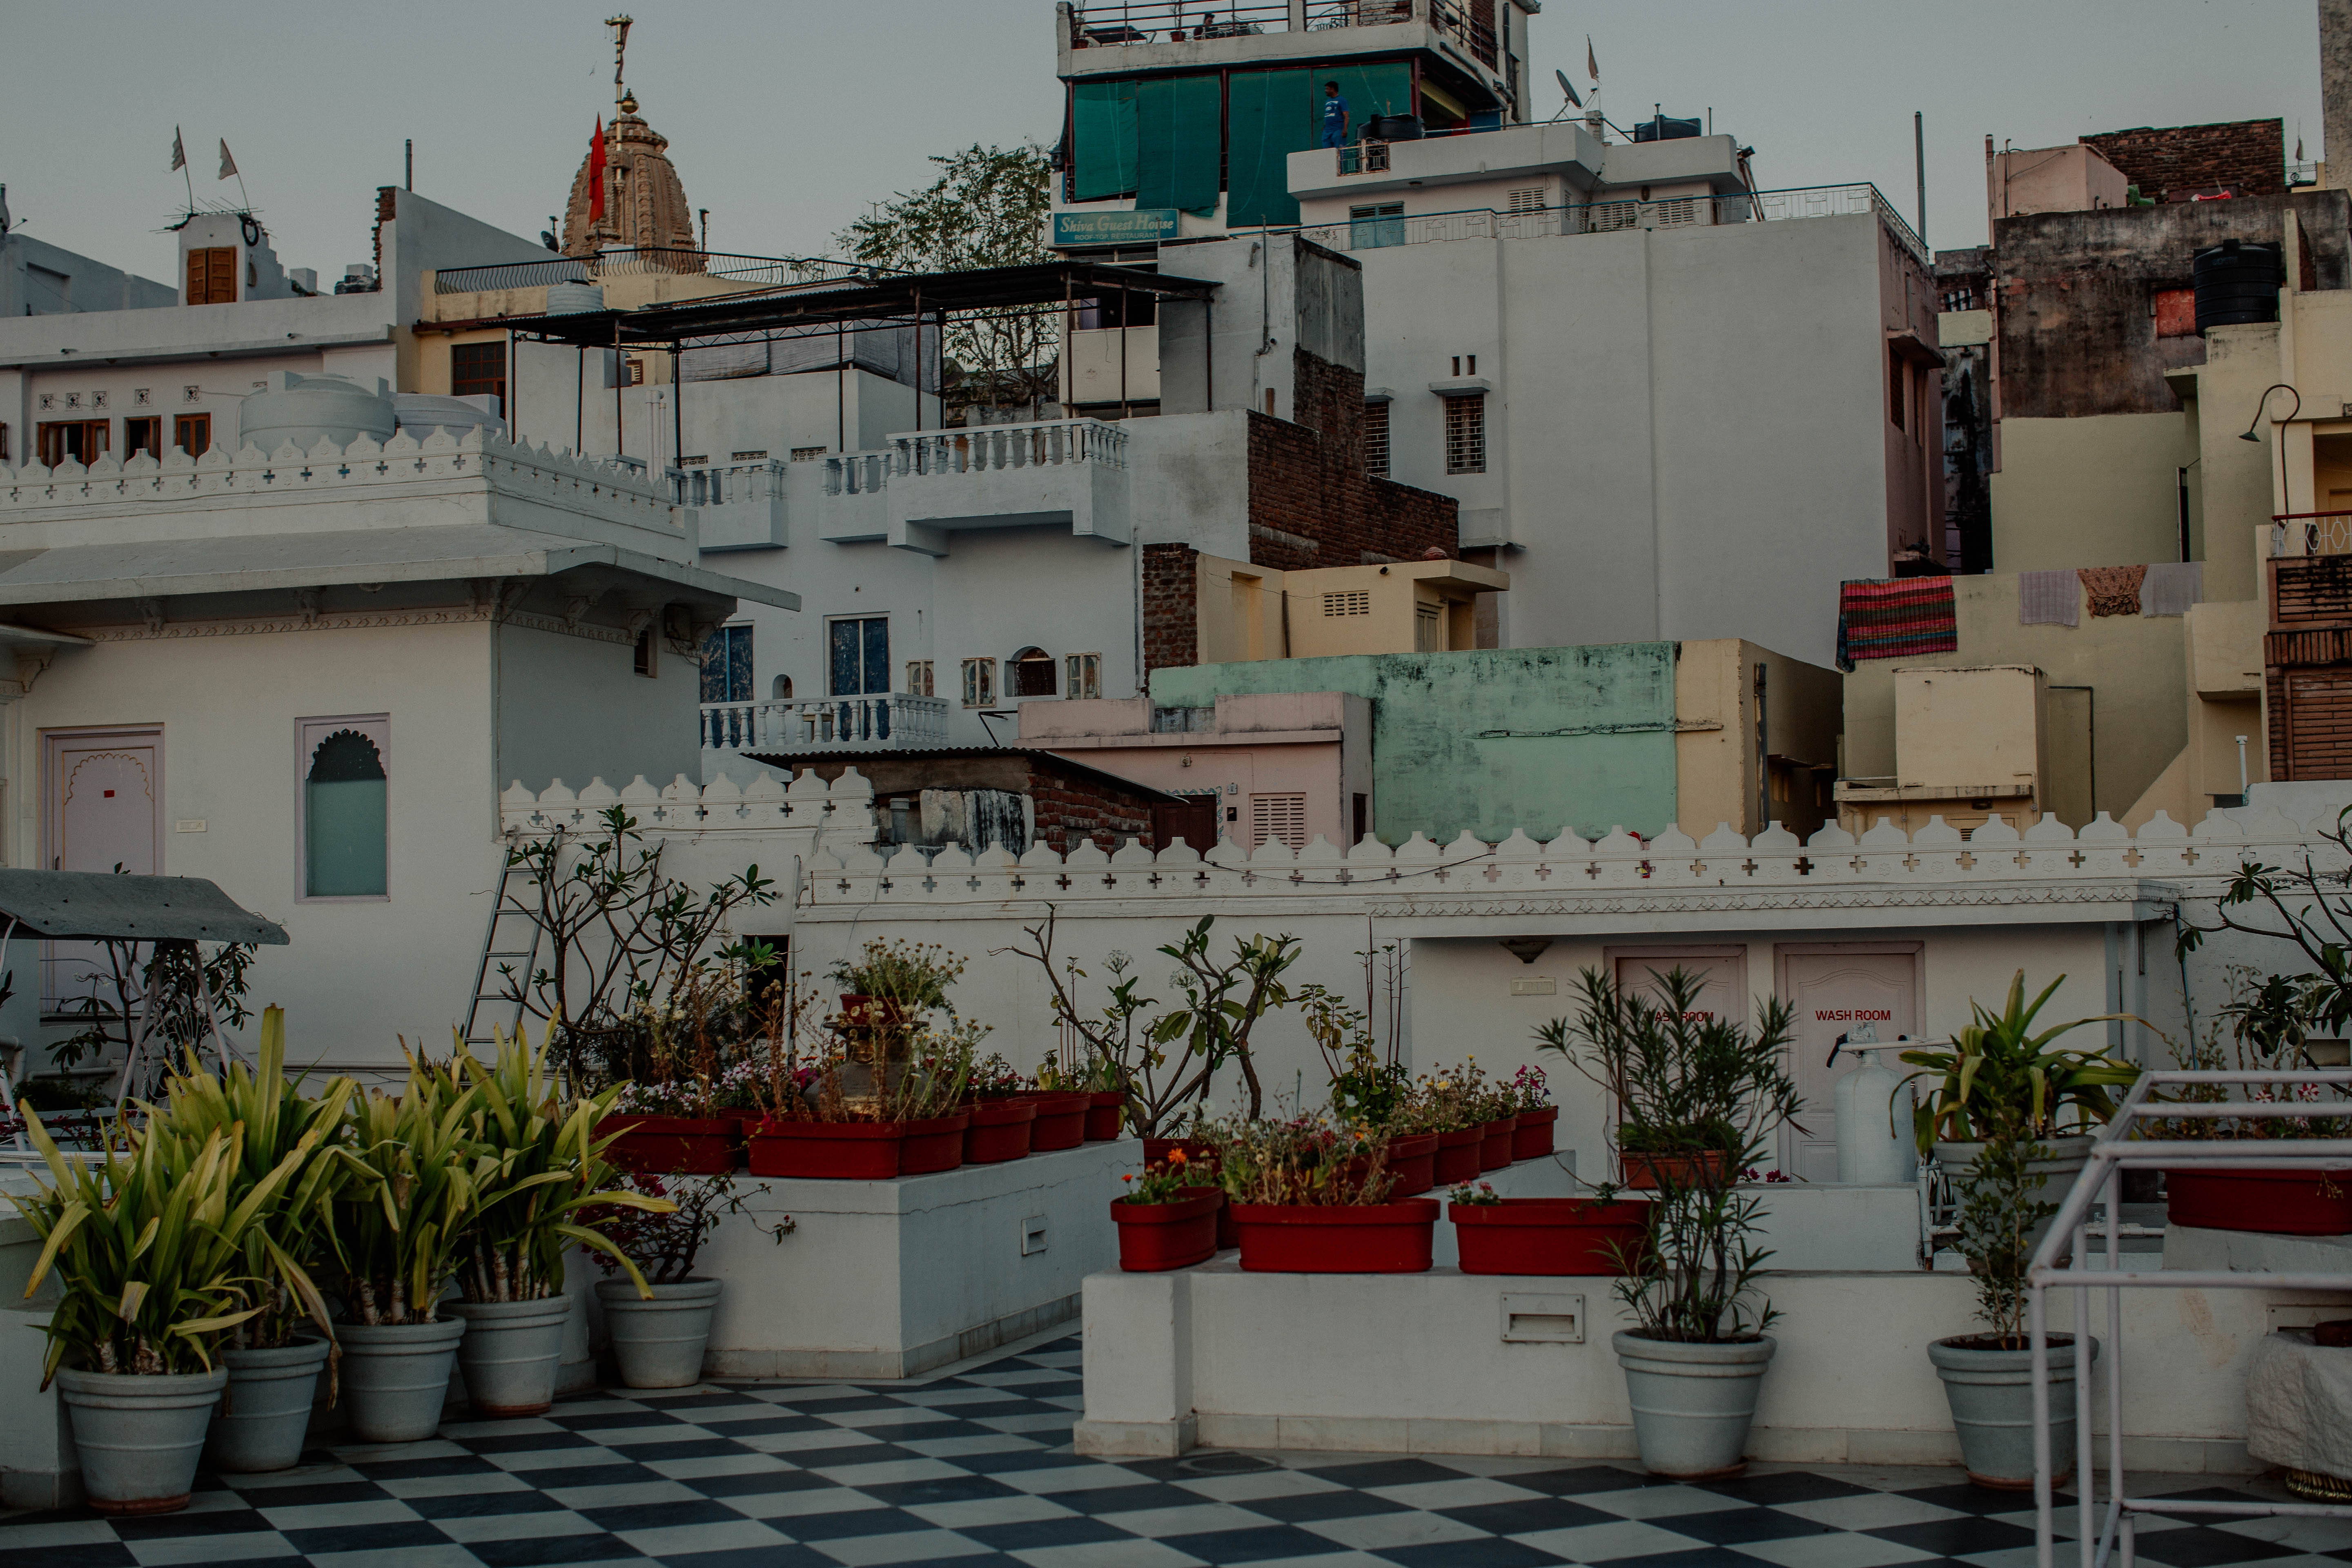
[700,624,753,703]
[1350,203,1405,249]
[829,617,890,696]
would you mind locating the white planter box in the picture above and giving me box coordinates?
[689,1140,1138,1379]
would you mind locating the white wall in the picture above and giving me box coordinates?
[496,620,702,793]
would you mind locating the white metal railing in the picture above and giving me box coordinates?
[2270,510,2352,558]
[701,695,950,753]
[668,458,786,508]
[1070,0,1415,46]
[823,418,1129,495]
[2028,1069,2352,1568]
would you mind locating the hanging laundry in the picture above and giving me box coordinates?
[2018,570,2081,628]
[2141,561,2204,617]
[2079,565,2147,617]
[1836,577,1957,671]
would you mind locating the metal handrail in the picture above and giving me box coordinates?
[433,249,879,296]
[2027,1068,2352,1568]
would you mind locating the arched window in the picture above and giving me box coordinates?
[773,674,793,699]
[1009,646,1057,698]
[301,718,388,898]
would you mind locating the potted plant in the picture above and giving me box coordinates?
[1301,979,1438,1193]
[443,1028,670,1419]
[747,982,979,1178]
[1507,1065,1559,1159]
[1414,1064,1492,1185]
[591,1169,751,1388]
[11,1111,316,1513]
[1110,1151,1223,1271]
[143,1009,355,1474]
[1449,1179,1651,1276]
[1543,967,1804,1478]
[1896,971,2138,1257]
[597,969,761,1175]
[1928,1117,2097,1489]
[1476,1064,1520,1173]
[1218,1118,1439,1272]
[831,937,962,1029]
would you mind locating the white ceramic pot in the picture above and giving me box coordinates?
[1929,1334,2096,1488]
[446,1296,572,1417]
[55,1364,227,1515]
[596,1278,722,1389]
[1612,1330,1777,1479]
[207,1336,331,1473]
[339,1317,467,1443]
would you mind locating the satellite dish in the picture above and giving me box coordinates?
[1555,68,1583,109]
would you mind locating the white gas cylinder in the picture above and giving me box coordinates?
[1834,1040,1918,1185]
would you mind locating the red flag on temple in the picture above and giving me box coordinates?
[588,118,608,223]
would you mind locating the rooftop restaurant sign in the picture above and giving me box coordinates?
[1053,209,1181,248]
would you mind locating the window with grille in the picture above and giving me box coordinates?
[185,246,236,304]
[1415,604,1441,651]
[174,413,210,456]
[1362,401,1389,476]
[1506,186,1546,213]
[1323,590,1371,617]
[731,449,769,461]
[1248,792,1308,852]
[1349,202,1405,249]
[791,446,827,461]
[961,658,997,708]
[1011,648,1058,698]
[0,423,9,462]
[1443,394,1486,474]
[905,659,935,697]
[702,624,754,702]
[829,617,889,696]
[626,359,646,386]
[451,341,507,410]
[1065,653,1101,699]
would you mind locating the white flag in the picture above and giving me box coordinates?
[170,127,186,173]
[1587,35,1599,82]
[218,139,238,180]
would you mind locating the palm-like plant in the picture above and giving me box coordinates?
[1895,971,2140,1152]
[143,1007,358,1347]
[11,1114,315,1385]
[328,1054,482,1325]
[454,1025,670,1304]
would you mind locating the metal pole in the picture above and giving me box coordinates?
[507,328,517,443]
[613,318,624,462]
[671,337,683,473]
[576,345,584,454]
[913,286,923,433]
[838,319,847,451]
[1119,279,1129,419]
[1913,111,1927,243]
[405,138,414,192]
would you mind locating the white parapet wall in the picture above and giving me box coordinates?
[620,1141,1140,1381]
[1076,1261,2352,1470]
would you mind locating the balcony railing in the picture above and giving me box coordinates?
[1069,0,1414,46]
[433,249,880,296]
[822,417,1130,494]
[668,458,785,508]
[1298,183,1929,267]
[701,694,951,754]
[2270,510,2352,558]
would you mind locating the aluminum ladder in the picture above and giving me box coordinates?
[460,831,554,1047]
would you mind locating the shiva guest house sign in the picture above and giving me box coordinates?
[1053,209,1183,248]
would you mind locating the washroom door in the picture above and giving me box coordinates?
[1610,946,1747,1030]
[43,729,163,1008]
[1777,945,1920,1182]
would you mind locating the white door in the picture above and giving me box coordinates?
[43,730,162,1008]
[1611,947,1746,1029]
[1779,947,1920,1182]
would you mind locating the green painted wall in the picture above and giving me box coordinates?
[1151,647,1680,844]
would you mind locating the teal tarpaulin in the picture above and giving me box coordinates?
[1072,80,1139,200]
[1136,75,1223,215]
[1226,64,1412,228]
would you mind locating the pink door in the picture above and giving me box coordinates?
[43,730,162,1007]
[1779,948,1920,1182]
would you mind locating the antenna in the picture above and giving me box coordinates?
[1549,67,1582,123]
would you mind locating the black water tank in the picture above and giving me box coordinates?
[1631,114,1703,143]
[2192,238,2284,332]
[1366,114,1423,142]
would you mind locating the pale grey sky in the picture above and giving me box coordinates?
[0,0,2327,290]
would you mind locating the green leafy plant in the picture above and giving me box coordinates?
[1212,1117,1395,1206]
[1893,971,2138,1153]
[1120,1148,1214,1204]
[1449,1180,1502,1205]
[143,1007,355,1348]
[1953,1125,2058,1348]
[2149,965,2352,1140]
[11,1112,314,1385]
[328,1054,483,1325]
[830,939,966,1013]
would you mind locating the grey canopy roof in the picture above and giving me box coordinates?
[0,870,288,945]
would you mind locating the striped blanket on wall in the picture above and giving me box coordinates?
[1835,577,1958,671]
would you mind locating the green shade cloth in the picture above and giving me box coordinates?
[1073,80,1140,200]
[1136,75,1223,215]
[306,730,387,898]
[1226,64,1412,228]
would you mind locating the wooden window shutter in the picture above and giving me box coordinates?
[186,247,236,304]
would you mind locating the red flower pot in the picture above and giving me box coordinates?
[2165,1167,2352,1236]
[1511,1106,1559,1161]
[1433,1126,1483,1184]
[1232,1199,1440,1273]
[597,1115,743,1176]
[898,1112,970,1175]
[1450,1197,1653,1275]
[1387,1132,1440,1197]
[1084,1091,1125,1142]
[747,1119,903,1180]
[1622,1149,1732,1190]
[1111,1191,1221,1271]
[1025,1091,1092,1152]
[1479,1116,1519,1172]
[963,1098,1037,1164]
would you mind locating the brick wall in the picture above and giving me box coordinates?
[2079,120,2285,200]
[1246,347,1459,571]
[1021,756,1161,855]
[1142,542,1199,679]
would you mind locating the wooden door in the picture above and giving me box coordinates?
[1610,946,1746,1029]
[43,729,162,1007]
[1777,946,1920,1182]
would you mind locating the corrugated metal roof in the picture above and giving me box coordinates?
[0,870,288,944]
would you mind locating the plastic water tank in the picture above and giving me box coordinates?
[1365,114,1424,142]
[2193,238,2283,332]
[544,280,606,315]
[1833,1042,1918,1185]
[392,393,509,441]
[238,372,396,453]
[1631,114,1704,143]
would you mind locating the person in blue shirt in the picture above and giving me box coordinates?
[1321,81,1350,147]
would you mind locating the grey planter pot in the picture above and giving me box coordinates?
[1936,1136,2094,1261]
[1612,1330,1777,1479]
[207,1336,331,1473]
[55,1364,227,1515]
[446,1297,572,1417]
[597,1278,722,1389]
[339,1317,467,1443]
[1928,1334,2098,1489]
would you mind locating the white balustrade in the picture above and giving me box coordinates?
[700,693,949,753]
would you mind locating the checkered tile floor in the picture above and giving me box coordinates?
[4,1333,2343,1567]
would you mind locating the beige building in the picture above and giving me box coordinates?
[1987,142,2132,221]
[1190,553,1510,664]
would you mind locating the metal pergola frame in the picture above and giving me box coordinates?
[2028,1068,2352,1568]
[489,260,1221,464]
